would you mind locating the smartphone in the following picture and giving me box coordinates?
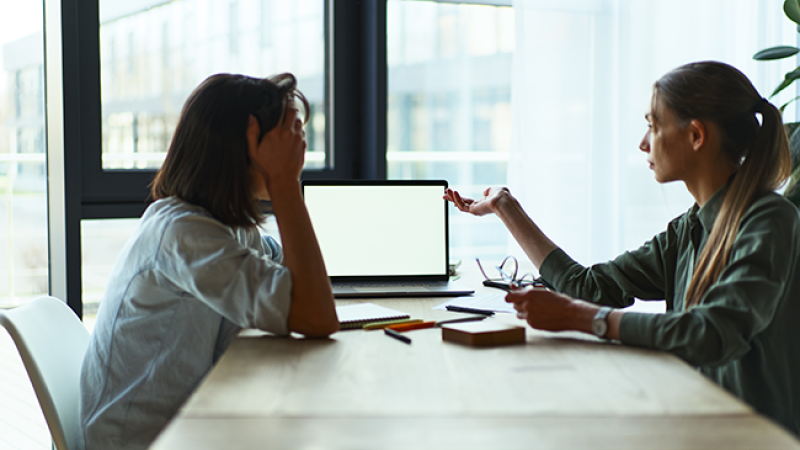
[482,280,516,291]
[482,280,547,291]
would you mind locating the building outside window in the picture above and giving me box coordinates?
[388,0,515,262]
[1,23,47,310]
[98,0,326,170]
[1,2,51,448]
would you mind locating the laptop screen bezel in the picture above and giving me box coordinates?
[301,179,450,282]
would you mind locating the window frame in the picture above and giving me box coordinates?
[45,0,388,316]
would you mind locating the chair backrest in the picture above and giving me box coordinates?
[0,296,90,450]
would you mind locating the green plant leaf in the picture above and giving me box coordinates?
[779,96,800,114]
[754,46,800,60]
[771,66,800,97]
[756,46,800,61]
[785,0,800,25]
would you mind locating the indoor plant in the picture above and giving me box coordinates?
[753,0,800,205]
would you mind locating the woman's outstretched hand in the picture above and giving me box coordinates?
[444,186,511,216]
[246,105,306,188]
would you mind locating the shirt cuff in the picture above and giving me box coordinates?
[618,311,658,347]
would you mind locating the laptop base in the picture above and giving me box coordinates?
[332,281,474,299]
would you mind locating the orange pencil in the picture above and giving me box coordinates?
[387,321,436,332]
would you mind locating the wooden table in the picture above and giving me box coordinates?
[150,296,800,449]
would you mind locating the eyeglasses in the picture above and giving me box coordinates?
[476,256,543,290]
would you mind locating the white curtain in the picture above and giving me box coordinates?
[509,0,798,267]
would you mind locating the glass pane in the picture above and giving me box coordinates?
[99,0,326,170]
[0,5,49,308]
[0,3,51,449]
[387,1,514,261]
[81,219,141,331]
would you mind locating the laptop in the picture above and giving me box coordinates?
[302,180,474,298]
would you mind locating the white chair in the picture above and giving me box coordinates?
[0,296,90,450]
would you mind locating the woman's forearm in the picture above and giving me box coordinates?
[492,192,626,340]
[269,179,339,337]
[492,191,558,269]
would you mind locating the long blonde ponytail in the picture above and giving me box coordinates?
[655,62,791,308]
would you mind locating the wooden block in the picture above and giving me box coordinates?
[441,321,525,347]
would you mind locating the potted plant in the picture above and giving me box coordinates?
[753,0,800,205]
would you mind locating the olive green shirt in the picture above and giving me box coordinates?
[540,186,800,436]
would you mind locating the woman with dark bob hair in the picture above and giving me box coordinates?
[446,61,800,435]
[77,73,339,450]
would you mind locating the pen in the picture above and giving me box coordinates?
[384,327,412,344]
[435,315,487,327]
[387,321,436,332]
[445,305,495,316]
[363,318,423,330]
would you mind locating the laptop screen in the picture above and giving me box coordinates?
[302,181,448,279]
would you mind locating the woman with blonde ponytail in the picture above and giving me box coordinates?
[446,61,800,435]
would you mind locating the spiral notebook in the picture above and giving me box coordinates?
[336,303,410,330]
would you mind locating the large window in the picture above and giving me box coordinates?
[389,0,798,271]
[387,0,514,261]
[1,2,51,448]
[99,0,327,171]
[0,12,48,309]
[508,0,797,268]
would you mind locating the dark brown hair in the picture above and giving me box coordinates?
[654,61,791,308]
[151,73,309,228]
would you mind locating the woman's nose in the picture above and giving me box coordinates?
[639,132,649,153]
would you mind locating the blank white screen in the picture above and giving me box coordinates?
[304,185,446,277]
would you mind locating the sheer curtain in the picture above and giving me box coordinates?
[508,0,798,267]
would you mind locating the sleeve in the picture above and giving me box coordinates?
[619,196,800,367]
[260,234,284,265]
[539,214,684,308]
[156,214,293,334]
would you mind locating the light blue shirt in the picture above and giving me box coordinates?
[77,197,292,450]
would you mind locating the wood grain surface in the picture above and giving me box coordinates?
[150,296,800,449]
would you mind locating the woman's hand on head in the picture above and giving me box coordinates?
[246,106,306,189]
[443,186,512,216]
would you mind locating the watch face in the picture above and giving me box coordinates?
[592,319,607,337]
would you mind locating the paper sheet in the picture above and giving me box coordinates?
[433,292,516,314]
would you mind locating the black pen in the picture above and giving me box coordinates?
[445,305,495,316]
[435,315,488,327]
[384,327,412,344]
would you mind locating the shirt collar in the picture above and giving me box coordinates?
[696,182,729,233]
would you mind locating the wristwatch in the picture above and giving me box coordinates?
[591,307,613,338]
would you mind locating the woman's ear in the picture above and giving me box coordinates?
[688,119,707,152]
[246,115,261,160]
